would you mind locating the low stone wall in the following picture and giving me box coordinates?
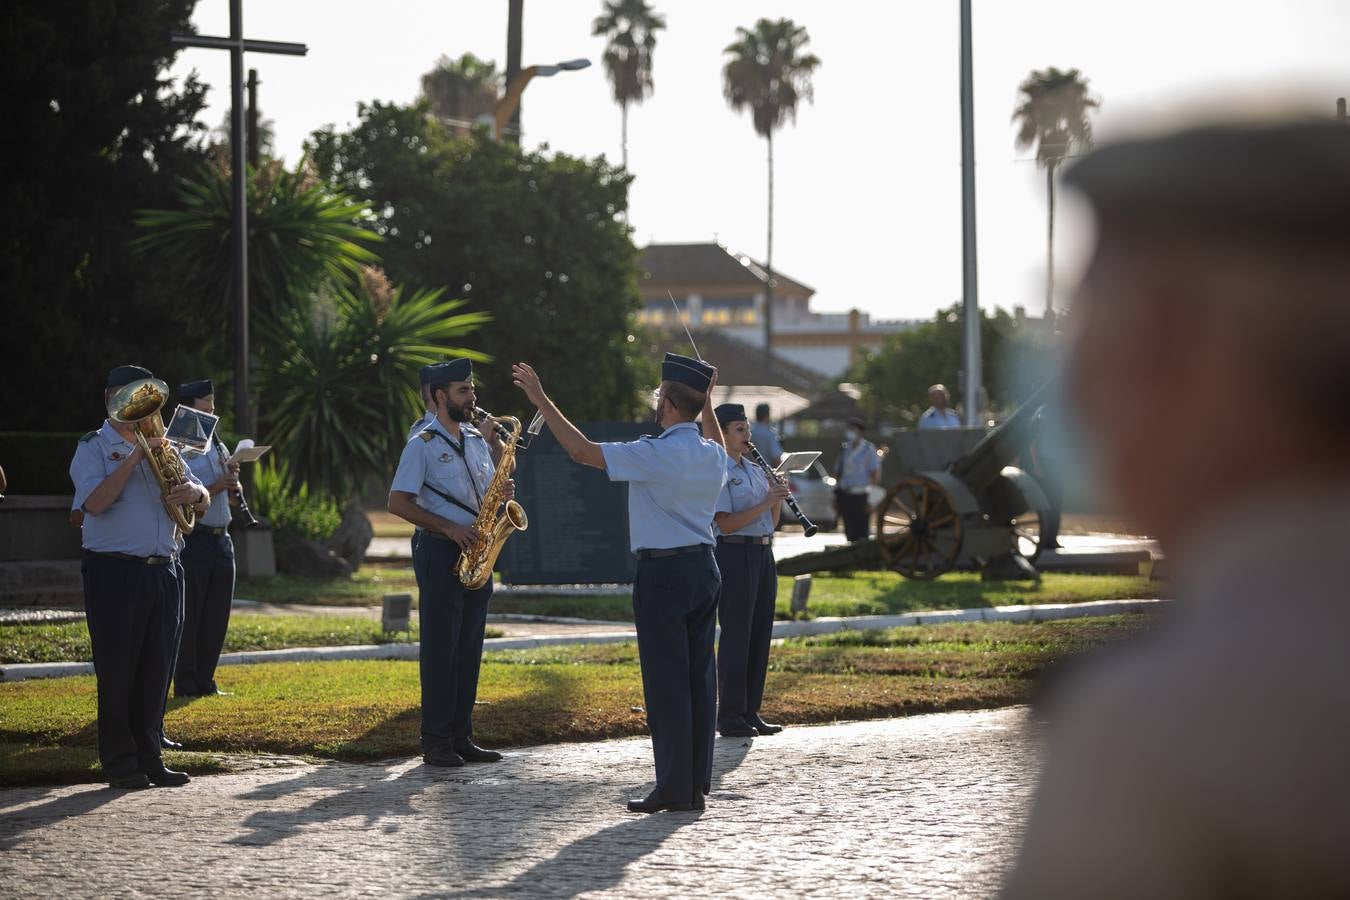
[0,495,81,562]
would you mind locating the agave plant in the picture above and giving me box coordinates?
[132,157,381,325]
[258,266,490,503]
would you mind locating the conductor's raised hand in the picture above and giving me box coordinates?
[512,363,547,408]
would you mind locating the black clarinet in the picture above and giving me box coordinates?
[215,439,260,528]
[746,441,818,537]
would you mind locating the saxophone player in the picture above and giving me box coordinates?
[387,358,511,768]
[70,365,210,789]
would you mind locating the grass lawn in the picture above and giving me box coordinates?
[1,614,504,665]
[238,563,420,606]
[0,615,1152,786]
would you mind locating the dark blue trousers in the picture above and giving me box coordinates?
[714,542,778,726]
[412,531,492,751]
[632,547,720,804]
[175,531,235,696]
[82,552,181,778]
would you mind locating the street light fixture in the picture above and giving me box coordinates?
[493,57,592,139]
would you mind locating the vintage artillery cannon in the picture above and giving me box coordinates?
[778,382,1056,581]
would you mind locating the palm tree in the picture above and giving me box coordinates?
[722,18,820,370]
[420,53,503,135]
[592,0,666,169]
[1012,67,1100,318]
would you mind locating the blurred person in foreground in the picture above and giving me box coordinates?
[1003,120,1350,897]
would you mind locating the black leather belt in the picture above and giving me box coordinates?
[718,535,773,546]
[193,525,229,536]
[87,550,177,566]
[635,544,711,561]
[416,528,451,542]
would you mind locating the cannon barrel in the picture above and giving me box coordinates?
[948,379,1055,492]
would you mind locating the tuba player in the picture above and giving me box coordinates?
[70,365,210,789]
[387,358,511,768]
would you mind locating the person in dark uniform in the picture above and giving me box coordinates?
[512,353,727,813]
[70,365,211,789]
[388,358,510,768]
[175,379,239,697]
[408,362,440,440]
[712,403,791,738]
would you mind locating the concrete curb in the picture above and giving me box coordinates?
[0,598,1170,683]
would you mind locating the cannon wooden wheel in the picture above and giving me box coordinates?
[1011,508,1046,563]
[875,476,963,580]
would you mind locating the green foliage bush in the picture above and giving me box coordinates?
[251,461,342,541]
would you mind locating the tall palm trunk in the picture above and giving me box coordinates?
[763,131,774,378]
[1045,161,1056,318]
[621,101,629,169]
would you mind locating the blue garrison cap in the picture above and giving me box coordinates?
[715,403,747,428]
[662,353,713,392]
[419,363,443,386]
[107,365,153,388]
[178,379,213,401]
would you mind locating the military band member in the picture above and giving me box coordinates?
[712,403,791,738]
[835,417,881,542]
[174,379,238,697]
[407,362,441,440]
[513,354,727,813]
[70,365,210,789]
[388,358,508,767]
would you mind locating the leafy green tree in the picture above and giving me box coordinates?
[1013,67,1100,316]
[420,52,502,134]
[308,101,656,420]
[851,305,1047,425]
[592,0,666,169]
[722,18,820,370]
[258,265,489,502]
[132,158,382,339]
[1,0,210,429]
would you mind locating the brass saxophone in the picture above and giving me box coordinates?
[455,409,528,589]
[106,377,197,534]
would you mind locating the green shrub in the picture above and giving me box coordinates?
[0,433,85,495]
[251,461,342,541]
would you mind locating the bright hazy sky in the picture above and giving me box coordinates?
[169,0,1350,321]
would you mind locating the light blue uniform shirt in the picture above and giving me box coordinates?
[715,455,774,537]
[749,422,784,463]
[600,421,728,553]
[918,407,963,430]
[70,420,204,557]
[407,410,436,441]
[836,439,881,490]
[390,420,495,527]
[183,439,232,528]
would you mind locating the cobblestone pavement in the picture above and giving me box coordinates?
[0,708,1036,898]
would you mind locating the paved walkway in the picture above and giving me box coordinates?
[0,708,1035,898]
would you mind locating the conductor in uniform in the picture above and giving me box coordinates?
[512,354,727,813]
[712,403,791,738]
[70,365,210,788]
[388,359,509,768]
[175,379,239,697]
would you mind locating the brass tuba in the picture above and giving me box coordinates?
[455,408,528,589]
[107,377,197,534]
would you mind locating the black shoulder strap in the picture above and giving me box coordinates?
[421,481,479,517]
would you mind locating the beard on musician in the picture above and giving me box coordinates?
[435,381,477,424]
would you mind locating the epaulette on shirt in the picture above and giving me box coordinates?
[419,430,435,442]
[79,430,99,443]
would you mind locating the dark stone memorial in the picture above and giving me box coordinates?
[499,423,658,585]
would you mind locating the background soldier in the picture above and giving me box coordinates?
[750,402,785,468]
[70,365,210,789]
[408,362,441,440]
[174,379,238,697]
[713,403,791,738]
[388,358,509,768]
[834,417,881,542]
[513,353,727,813]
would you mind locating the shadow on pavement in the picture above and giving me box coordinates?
[0,786,122,851]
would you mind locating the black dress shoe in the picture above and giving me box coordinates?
[748,714,784,735]
[718,720,757,738]
[108,772,151,790]
[626,790,693,814]
[143,766,191,787]
[452,740,502,763]
[160,735,183,750]
[423,747,466,768]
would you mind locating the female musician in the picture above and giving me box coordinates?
[711,403,791,737]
